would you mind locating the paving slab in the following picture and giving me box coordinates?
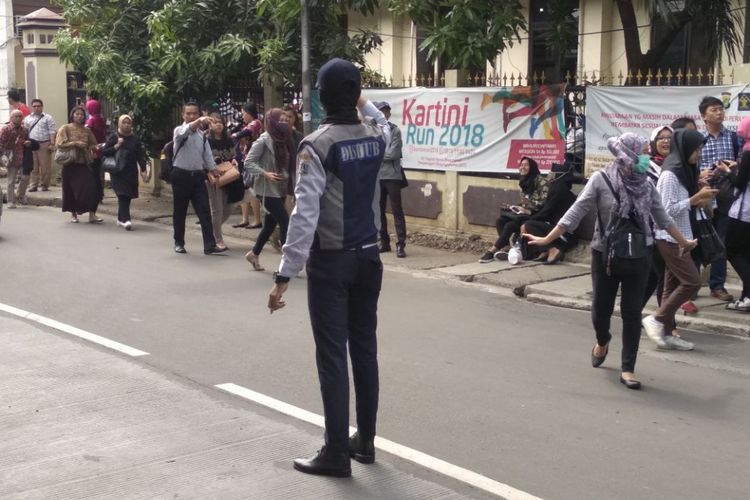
[433,260,537,278]
[474,263,590,292]
[0,315,490,500]
[523,274,593,299]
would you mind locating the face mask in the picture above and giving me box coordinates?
[634,154,650,174]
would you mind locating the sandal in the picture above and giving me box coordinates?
[232,222,250,228]
[88,216,104,224]
[70,217,79,223]
[245,251,264,271]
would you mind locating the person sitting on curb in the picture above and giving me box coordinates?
[479,156,547,263]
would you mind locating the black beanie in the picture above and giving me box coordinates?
[316,58,361,111]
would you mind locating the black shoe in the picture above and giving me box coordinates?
[591,343,609,368]
[204,246,228,255]
[348,432,375,464]
[396,244,406,258]
[40,186,49,192]
[174,245,187,254]
[620,376,642,390]
[293,447,351,477]
[28,187,38,192]
[478,251,495,263]
[379,243,392,253]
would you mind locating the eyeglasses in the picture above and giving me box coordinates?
[656,136,672,142]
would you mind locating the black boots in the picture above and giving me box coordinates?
[293,446,351,477]
[348,431,375,464]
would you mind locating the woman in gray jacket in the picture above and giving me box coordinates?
[243,109,295,271]
[525,133,696,390]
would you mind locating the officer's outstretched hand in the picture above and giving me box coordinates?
[268,283,289,314]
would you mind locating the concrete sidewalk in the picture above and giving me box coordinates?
[0,314,494,500]
[10,183,750,338]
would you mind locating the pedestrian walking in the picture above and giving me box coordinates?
[85,98,108,203]
[56,106,102,223]
[23,99,56,193]
[0,110,29,209]
[725,116,750,312]
[243,108,294,271]
[206,114,244,250]
[373,101,408,258]
[696,96,737,303]
[268,58,389,476]
[642,128,717,350]
[101,115,149,230]
[170,101,224,254]
[525,133,696,389]
[231,102,263,230]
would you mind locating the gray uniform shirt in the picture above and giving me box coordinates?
[172,123,215,172]
[557,170,674,253]
[378,122,403,181]
[278,101,391,279]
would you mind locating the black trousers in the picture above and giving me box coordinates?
[379,180,406,246]
[171,168,216,249]
[591,250,650,373]
[306,246,383,452]
[726,218,750,300]
[495,214,528,250]
[252,196,289,255]
[117,195,131,222]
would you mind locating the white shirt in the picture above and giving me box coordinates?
[23,113,56,142]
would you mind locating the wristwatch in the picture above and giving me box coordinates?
[273,271,290,284]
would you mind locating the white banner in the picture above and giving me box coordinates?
[362,87,566,173]
[585,84,750,175]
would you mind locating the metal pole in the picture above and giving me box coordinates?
[301,0,312,135]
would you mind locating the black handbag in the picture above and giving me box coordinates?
[692,208,726,264]
[102,149,127,174]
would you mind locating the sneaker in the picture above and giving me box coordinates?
[710,288,734,302]
[124,220,132,231]
[641,315,668,348]
[493,250,509,261]
[28,186,38,192]
[662,335,695,351]
[478,251,495,263]
[117,220,126,229]
[726,297,750,312]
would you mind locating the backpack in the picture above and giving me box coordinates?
[159,141,175,183]
[159,133,207,183]
[597,173,649,276]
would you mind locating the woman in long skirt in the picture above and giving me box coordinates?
[57,106,101,223]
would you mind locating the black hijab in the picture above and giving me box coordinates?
[518,156,541,195]
[661,128,706,196]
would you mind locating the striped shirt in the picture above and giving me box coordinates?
[22,113,56,142]
[655,170,692,242]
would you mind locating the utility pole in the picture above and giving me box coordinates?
[301,0,312,135]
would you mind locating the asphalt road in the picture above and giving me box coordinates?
[2,206,749,500]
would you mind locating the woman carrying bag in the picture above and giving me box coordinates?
[206,114,244,250]
[56,106,101,223]
[243,108,294,271]
[525,133,696,390]
[101,115,149,230]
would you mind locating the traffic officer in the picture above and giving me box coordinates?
[268,58,390,478]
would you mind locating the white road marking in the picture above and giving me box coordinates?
[0,302,149,357]
[216,382,544,500]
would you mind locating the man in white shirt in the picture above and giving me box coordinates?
[23,99,56,192]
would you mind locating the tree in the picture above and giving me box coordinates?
[388,0,527,71]
[615,0,742,73]
[53,0,383,146]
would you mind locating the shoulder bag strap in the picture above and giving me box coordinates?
[27,114,43,135]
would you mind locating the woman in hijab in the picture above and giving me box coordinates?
[243,108,295,271]
[478,156,548,263]
[101,115,148,230]
[642,129,718,350]
[56,106,101,223]
[647,125,672,182]
[525,133,696,390]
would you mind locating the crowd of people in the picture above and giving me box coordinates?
[523,96,750,390]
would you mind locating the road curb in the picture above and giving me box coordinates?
[525,292,750,338]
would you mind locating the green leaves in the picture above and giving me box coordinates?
[389,0,527,70]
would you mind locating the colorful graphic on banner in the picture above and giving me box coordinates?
[348,87,566,173]
[585,84,750,175]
